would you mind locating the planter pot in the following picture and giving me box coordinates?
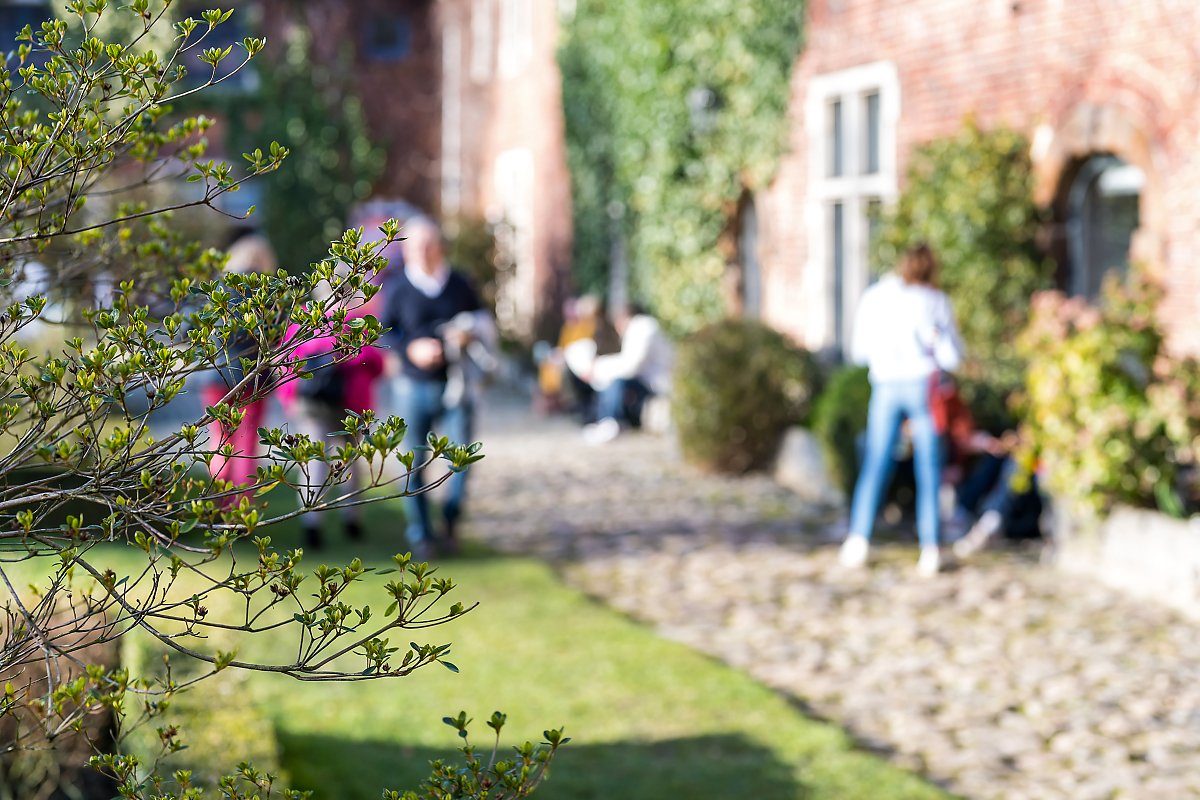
[1052,505,1200,620]
[773,426,844,508]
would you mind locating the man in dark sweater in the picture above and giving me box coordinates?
[383,216,491,557]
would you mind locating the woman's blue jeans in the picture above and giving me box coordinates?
[848,376,943,549]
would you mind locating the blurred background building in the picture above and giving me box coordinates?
[761,0,1200,356]
[2,0,1195,351]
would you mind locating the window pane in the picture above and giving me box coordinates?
[864,92,880,174]
[866,198,883,281]
[829,99,843,177]
[364,13,414,62]
[832,202,845,350]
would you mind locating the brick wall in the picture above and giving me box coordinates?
[764,0,1200,354]
[259,0,443,213]
[258,0,573,338]
[447,0,574,338]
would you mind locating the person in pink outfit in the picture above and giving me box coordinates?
[202,233,277,502]
[278,309,385,549]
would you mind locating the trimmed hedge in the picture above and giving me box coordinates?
[810,365,871,498]
[673,320,821,473]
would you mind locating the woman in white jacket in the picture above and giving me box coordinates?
[839,244,964,576]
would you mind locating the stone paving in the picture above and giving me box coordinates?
[463,397,1200,800]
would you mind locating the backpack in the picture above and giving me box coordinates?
[297,350,345,408]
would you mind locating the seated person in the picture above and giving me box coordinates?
[573,304,672,444]
[536,295,602,417]
[939,382,1043,557]
[952,434,1043,557]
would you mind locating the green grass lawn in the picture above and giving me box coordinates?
[7,496,953,800]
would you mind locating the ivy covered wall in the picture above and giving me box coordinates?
[559,0,805,334]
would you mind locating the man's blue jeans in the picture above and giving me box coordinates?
[395,378,473,545]
[848,376,943,549]
[596,377,651,426]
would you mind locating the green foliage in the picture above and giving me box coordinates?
[445,216,500,313]
[873,121,1054,388]
[810,365,870,498]
[11,538,953,798]
[560,0,805,333]
[0,5,557,798]
[213,25,385,271]
[1017,270,1200,516]
[673,320,821,473]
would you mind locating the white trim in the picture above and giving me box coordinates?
[498,0,533,79]
[492,148,536,336]
[441,18,464,215]
[469,0,493,84]
[805,60,901,352]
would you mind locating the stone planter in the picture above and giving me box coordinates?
[773,426,844,508]
[1052,505,1200,620]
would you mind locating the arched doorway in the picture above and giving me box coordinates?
[1064,154,1144,300]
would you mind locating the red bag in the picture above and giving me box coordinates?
[928,371,955,435]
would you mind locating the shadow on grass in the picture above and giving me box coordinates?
[278,730,811,800]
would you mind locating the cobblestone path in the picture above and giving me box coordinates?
[464,398,1200,800]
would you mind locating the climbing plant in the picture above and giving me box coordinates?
[871,121,1054,390]
[559,0,805,334]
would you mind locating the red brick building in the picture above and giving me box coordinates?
[0,0,573,336]
[758,0,1200,356]
[253,0,573,339]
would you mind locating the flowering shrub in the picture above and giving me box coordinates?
[1017,271,1200,516]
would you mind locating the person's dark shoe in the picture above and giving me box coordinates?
[303,524,324,551]
[345,519,364,542]
[410,538,436,562]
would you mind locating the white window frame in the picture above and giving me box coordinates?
[492,148,536,336]
[469,0,493,84]
[441,17,464,215]
[803,61,900,353]
[498,0,533,79]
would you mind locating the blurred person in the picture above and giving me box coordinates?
[839,243,964,576]
[278,296,385,550]
[577,303,673,445]
[201,232,277,501]
[380,216,495,557]
[536,294,602,417]
[951,429,1044,558]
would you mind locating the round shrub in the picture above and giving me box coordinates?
[810,365,871,497]
[672,319,821,473]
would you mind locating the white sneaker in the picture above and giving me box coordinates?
[582,417,621,445]
[952,509,1002,559]
[916,546,941,577]
[838,535,869,569]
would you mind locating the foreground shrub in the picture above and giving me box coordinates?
[1017,271,1200,516]
[810,365,871,498]
[673,319,820,473]
[0,4,562,798]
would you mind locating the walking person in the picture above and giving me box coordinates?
[201,232,277,502]
[839,243,964,576]
[278,300,385,550]
[382,216,495,558]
